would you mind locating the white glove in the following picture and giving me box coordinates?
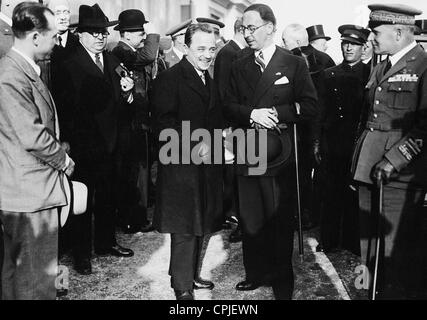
[250,108,278,129]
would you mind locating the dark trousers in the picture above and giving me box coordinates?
[237,170,295,297]
[0,208,58,300]
[67,160,117,260]
[0,222,3,299]
[320,154,360,254]
[223,164,239,219]
[359,183,427,298]
[169,234,203,291]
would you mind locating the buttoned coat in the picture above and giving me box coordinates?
[0,50,67,212]
[352,44,427,188]
[151,57,224,236]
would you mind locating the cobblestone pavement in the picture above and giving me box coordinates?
[58,226,369,300]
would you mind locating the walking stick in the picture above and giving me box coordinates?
[371,175,384,300]
[294,103,304,261]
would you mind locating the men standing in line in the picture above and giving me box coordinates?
[55,4,135,275]
[164,19,192,68]
[152,23,223,300]
[111,9,159,234]
[316,25,371,255]
[0,2,75,299]
[307,24,332,53]
[226,4,318,299]
[281,23,335,230]
[352,4,427,298]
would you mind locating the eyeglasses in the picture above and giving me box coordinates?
[88,31,110,38]
[55,10,70,16]
[239,23,269,35]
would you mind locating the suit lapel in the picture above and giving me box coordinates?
[252,47,288,104]
[74,45,105,79]
[181,58,210,103]
[103,52,121,101]
[241,51,260,91]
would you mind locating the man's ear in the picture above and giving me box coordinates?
[31,31,40,46]
[183,43,189,55]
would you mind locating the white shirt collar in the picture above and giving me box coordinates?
[173,47,184,60]
[389,41,417,66]
[256,42,276,67]
[58,31,69,47]
[231,39,245,50]
[119,39,137,52]
[0,12,12,26]
[11,47,41,76]
[80,40,104,66]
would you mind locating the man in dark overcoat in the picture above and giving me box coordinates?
[316,25,371,254]
[55,4,135,275]
[225,4,318,299]
[151,23,223,301]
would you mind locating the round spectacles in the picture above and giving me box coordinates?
[239,23,269,35]
[89,31,110,38]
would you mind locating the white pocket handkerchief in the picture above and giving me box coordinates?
[274,76,289,85]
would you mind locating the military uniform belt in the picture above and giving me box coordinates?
[366,120,407,132]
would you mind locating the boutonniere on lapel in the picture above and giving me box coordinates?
[274,73,289,85]
[388,73,419,82]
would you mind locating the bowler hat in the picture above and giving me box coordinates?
[69,4,118,30]
[236,127,292,174]
[307,25,331,42]
[114,9,148,31]
[59,175,88,227]
[338,24,370,45]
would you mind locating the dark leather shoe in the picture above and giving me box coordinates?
[235,280,261,291]
[229,226,242,243]
[140,222,155,233]
[174,290,194,300]
[74,257,92,275]
[193,278,214,290]
[56,288,68,298]
[95,244,134,257]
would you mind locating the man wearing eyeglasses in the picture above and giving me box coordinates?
[225,3,317,300]
[55,4,136,276]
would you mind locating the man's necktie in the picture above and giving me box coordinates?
[200,71,206,85]
[383,57,392,76]
[255,51,266,72]
[95,53,104,73]
[58,35,63,47]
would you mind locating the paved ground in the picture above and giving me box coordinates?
[58,224,369,300]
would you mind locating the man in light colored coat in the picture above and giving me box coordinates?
[0,2,74,300]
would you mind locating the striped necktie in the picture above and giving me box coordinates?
[383,57,392,76]
[95,53,104,73]
[200,71,206,85]
[255,51,266,72]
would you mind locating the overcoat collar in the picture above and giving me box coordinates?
[179,57,211,104]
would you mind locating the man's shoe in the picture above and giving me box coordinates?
[74,257,92,275]
[229,226,242,243]
[56,288,68,298]
[140,222,155,233]
[193,278,214,290]
[174,290,194,300]
[235,280,261,291]
[95,244,134,257]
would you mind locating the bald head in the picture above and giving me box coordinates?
[282,23,309,50]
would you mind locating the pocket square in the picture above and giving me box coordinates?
[274,76,289,85]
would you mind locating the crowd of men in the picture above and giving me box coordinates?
[1,0,427,301]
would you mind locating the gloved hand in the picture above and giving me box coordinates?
[372,159,395,186]
[313,139,322,165]
[250,108,278,129]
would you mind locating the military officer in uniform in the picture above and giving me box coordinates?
[316,25,371,254]
[164,19,192,68]
[352,4,427,298]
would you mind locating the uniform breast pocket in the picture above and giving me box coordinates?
[387,81,417,109]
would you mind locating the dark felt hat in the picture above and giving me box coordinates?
[114,9,148,31]
[69,4,118,30]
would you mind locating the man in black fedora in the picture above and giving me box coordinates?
[307,24,331,53]
[111,9,160,234]
[55,3,136,275]
[225,3,317,299]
